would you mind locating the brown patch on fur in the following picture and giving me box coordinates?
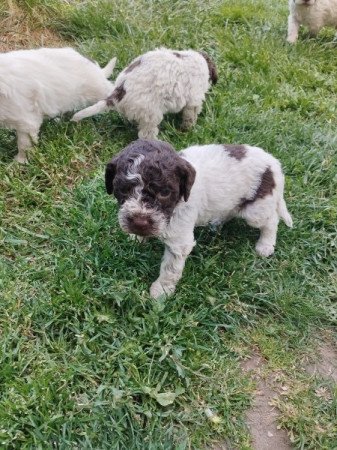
[172,51,187,58]
[0,1,68,52]
[106,82,126,106]
[223,144,246,161]
[240,167,276,207]
[124,58,141,74]
[198,51,218,85]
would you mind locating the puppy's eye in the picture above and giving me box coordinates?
[157,188,171,199]
[119,185,131,194]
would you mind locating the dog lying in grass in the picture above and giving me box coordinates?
[0,47,115,163]
[287,0,337,43]
[72,48,217,139]
[105,140,293,299]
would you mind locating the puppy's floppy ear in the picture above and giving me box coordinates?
[105,156,119,195]
[176,158,196,202]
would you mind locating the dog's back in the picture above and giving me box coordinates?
[112,48,212,116]
[178,144,292,227]
[0,47,114,125]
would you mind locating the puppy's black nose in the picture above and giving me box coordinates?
[132,216,150,228]
[128,215,153,235]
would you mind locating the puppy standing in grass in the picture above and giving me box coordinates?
[72,48,217,139]
[0,47,115,163]
[105,140,293,299]
[287,0,337,43]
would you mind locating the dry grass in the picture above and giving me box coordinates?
[0,0,67,52]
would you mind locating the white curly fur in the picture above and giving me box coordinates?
[287,0,337,43]
[72,48,214,139]
[0,47,115,163]
[149,144,293,298]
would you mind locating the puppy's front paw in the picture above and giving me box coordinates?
[286,35,297,44]
[255,242,275,257]
[129,234,148,243]
[14,154,28,164]
[150,280,175,299]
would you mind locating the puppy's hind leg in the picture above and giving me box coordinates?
[255,217,279,257]
[181,103,202,131]
[241,200,279,257]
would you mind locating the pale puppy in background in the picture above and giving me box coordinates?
[0,47,115,163]
[105,140,293,299]
[287,0,337,43]
[72,48,217,140]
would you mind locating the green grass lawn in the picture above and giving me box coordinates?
[0,0,336,448]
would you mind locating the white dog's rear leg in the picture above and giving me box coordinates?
[181,104,200,130]
[287,15,300,43]
[150,240,195,299]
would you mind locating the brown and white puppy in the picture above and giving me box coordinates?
[72,48,217,139]
[106,140,292,299]
[287,0,337,43]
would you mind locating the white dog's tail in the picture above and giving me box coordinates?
[71,100,109,122]
[278,198,293,228]
[102,57,116,78]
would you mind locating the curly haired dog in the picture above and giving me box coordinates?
[72,48,217,139]
[287,0,337,43]
[0,47,115,163]
[105,140,293,299]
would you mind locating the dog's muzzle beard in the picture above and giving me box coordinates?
[118,199,167,237]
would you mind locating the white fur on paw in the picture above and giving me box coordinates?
[138,130,158,140]
[287,36,297,43]
[150,281,175,299]
[256,243,275,257]
[129,234,148,243]
[14,154,28,164]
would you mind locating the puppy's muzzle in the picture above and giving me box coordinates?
[124,214,156,236]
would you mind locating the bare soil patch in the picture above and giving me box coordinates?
[305,340,337,382]
[242,352,291,450]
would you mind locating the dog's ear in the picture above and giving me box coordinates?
[176,158,196,202]
[105,156,119,195]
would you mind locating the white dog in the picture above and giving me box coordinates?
[105,140,293,299]
[72,48,217,139]
[287,0,337,43]
[0,47,115,163]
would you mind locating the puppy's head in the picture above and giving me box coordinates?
[293,0,315,5]
[105,140,196,237]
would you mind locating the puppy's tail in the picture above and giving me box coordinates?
[102,57,116,78]
[198,51,218,85]
[278,198,293,228]
[71,100,109,122]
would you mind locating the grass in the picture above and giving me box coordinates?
[0,0,337,448]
